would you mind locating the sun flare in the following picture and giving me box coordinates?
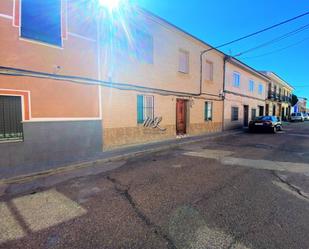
[98,0,121,11]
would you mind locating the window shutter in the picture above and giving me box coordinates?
[204,102,208,120]
[209,102,213,120]
[137,95,144,124]
[179,50,189,73]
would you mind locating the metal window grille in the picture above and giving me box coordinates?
[0,96,23,141]
[144,95,154,120]
[205,102,213,121]
[231,107,239,121]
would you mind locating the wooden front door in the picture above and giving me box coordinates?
[176,99,187,135]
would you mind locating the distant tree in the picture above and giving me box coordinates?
[291,94,298,106]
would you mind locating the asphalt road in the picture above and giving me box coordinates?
[1,122,309,249]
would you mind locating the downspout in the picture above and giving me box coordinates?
[222,56,227,131]
[199,49,210,94]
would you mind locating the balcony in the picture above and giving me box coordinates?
[268,91,278,100]
[282,96,292,103]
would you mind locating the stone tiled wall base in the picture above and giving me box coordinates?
[224,119,243,130]
[103,125,176,149]
[189,122,223,135]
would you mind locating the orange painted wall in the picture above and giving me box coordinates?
[0,75,100,118]
[0,0,13,16]
[0,2,98,79]
[0,0,100,119]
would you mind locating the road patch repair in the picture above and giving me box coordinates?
[0,189,86,245]
[168,206,251,249]
[183,149,309,202]
[183,149,309,174]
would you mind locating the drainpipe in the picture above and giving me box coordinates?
[222,56,227,131]
[199,49,210,94]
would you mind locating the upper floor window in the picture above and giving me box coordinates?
[258,84,264,95]
[179,49,189,74]
[135,30,153,64]
[233,72,240,87]
[21,0,62,46]
[205,61,214,81]
[249,80,255,92]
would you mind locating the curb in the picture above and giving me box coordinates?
[0,130,243,186]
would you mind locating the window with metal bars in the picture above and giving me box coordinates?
[231,107,239,121]
[204,102,213,121]
[0,96,23,141]
[137,95,154,124]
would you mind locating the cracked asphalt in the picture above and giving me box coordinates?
[1,122,309,249]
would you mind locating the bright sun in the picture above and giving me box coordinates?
[98,0,121,11]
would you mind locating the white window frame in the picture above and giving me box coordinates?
[233,72,241,88]
[19,0,64,49]
[143,95,154,120]
[249,80,254,92]
[178,49,190,74]
[205,60,214,81]
[258,84,264,95]
[134,29,154,64]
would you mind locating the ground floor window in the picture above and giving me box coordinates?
[231,107,239,121]
[137,95,154,124]
[0,96,23,141]
[251,108,257,120]
[204,102,213,121]
[266,104,269,116]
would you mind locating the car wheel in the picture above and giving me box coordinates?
[278,126,283,131]
[272,127,277,133]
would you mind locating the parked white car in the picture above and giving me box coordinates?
[303,113,309,121]
[290,112,304,122]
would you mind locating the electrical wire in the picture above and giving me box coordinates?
[240,36,309,59]
[234,24,309,57]
[204,11,309,52]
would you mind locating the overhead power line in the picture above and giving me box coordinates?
[292,85,309,88]
[204,11,309,53]
[234,24,309,57]
[241,36,309,59]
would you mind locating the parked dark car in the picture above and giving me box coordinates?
[249,116,282,133]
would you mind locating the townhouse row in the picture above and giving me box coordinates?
[0,0,294,178]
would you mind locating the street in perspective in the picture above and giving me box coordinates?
[1,122,309,249]
[0,0,309,249]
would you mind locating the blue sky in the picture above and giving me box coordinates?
[134,0,309,103]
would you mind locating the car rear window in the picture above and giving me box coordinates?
[257,116,272,121]
[297,113,302,116]
[291,113,296,116]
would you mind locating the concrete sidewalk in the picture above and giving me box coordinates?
[0,129,243,191]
